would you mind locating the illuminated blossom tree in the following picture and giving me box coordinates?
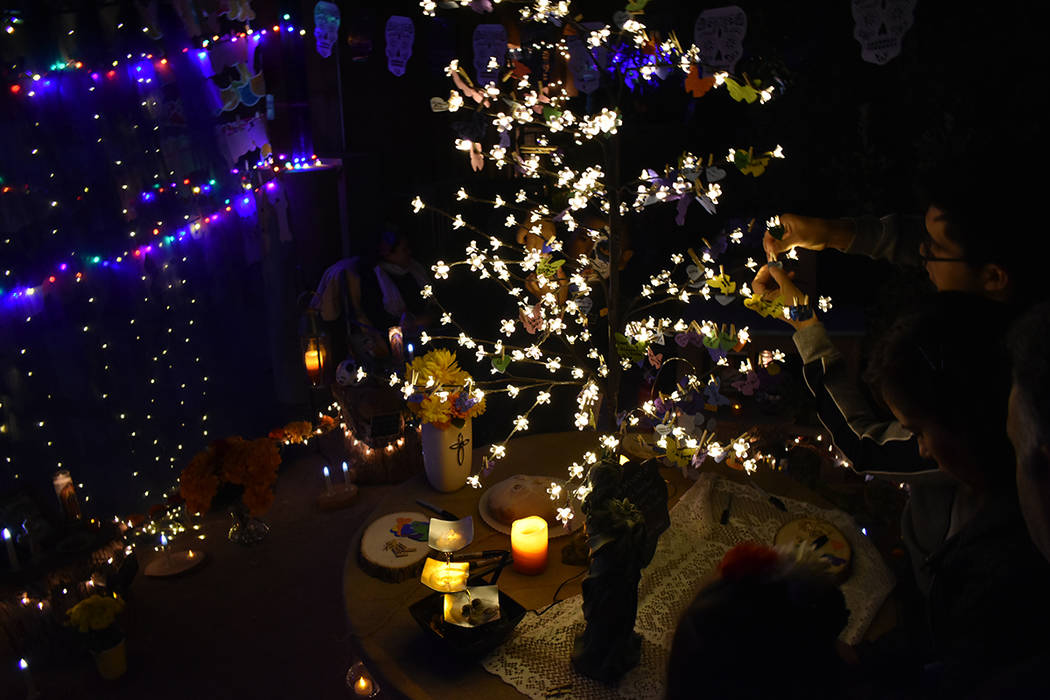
[404,0,788,525]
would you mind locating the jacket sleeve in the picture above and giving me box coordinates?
[793,323,940,480]
[844,214,925,268]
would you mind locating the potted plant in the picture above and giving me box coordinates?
[404,348,486,491]
[67,593,127,679]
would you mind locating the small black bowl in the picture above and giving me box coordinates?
[409,589,527,658]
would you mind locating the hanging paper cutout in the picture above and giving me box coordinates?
[685,66,716,97]
[217,115,270,165]
[218,0,255,23]
[852,0,916,65]
[386,16,415,77]
[217,63,266,113]
[730,148,769,177]
[473,24,507,86]
[647,345,663,369]
[694,6,747,74]
[520,303,545,334]
[314,1,341,58]
[615,333,647,362]
[203,36,258,78]
[744,294,785,319]
[724,76,759,103]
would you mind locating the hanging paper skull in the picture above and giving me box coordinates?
[314,1,340,58]
[851,0,916,65]
[693,5,747,74]
[385,15,415,77]
[472,24,507,86]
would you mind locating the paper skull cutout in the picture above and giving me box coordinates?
[852,0,916,65]
[313,1,340,58]
[693,5,747,74]
[385,15,415,76]
[567,22,607,95]
[472,24,507,86]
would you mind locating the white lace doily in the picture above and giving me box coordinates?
[482,473,895,699]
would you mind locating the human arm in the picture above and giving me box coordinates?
[794,323,938,479]
[764,213,925,268]
[750,264,937,477]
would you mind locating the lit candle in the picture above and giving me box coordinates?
[52,470,82,520]
[437,530,462,550]
[341,461,349,483]
[354,675,373,696]
[323,466,333,493]
[3,527,19,572]
[511,516,548,575]
[304,347,322,384]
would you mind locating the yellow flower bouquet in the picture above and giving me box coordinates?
[67,594,125,651]
[405,349,486,429]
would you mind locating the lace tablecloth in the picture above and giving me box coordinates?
[482,473,895,699]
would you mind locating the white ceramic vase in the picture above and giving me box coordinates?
[421,418,472,492]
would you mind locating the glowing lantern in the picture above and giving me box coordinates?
[301,309,329,386]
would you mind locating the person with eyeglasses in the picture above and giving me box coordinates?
[750,149,1043,483]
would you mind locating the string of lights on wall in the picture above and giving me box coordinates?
[0,15,322,311]
[0,13,316,517]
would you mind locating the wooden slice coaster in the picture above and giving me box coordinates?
[359,511,429,583]
[774,517,853,583]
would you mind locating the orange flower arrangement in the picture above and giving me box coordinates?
[179,449,221,515]
[178,437,282,516]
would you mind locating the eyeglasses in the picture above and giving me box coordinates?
[918,238,968,265]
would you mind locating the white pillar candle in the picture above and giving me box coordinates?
[511,516,548,575]
[3,528,19,572]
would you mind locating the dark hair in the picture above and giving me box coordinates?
[377,228,408,258]
[915,150,1045,299]
[1008,302,1050,444]
[864,292,1016,462]
[667,551,848,699]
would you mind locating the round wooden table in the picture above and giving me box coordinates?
[341,430,887,699]
[342,432,689,699]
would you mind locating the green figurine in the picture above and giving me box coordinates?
[571,459,669,682]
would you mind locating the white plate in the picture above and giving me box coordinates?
[478,479,582,539]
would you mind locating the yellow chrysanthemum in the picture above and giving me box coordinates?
[67,594,125,633]
[408,349,470,389]
[419,394,453,426]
